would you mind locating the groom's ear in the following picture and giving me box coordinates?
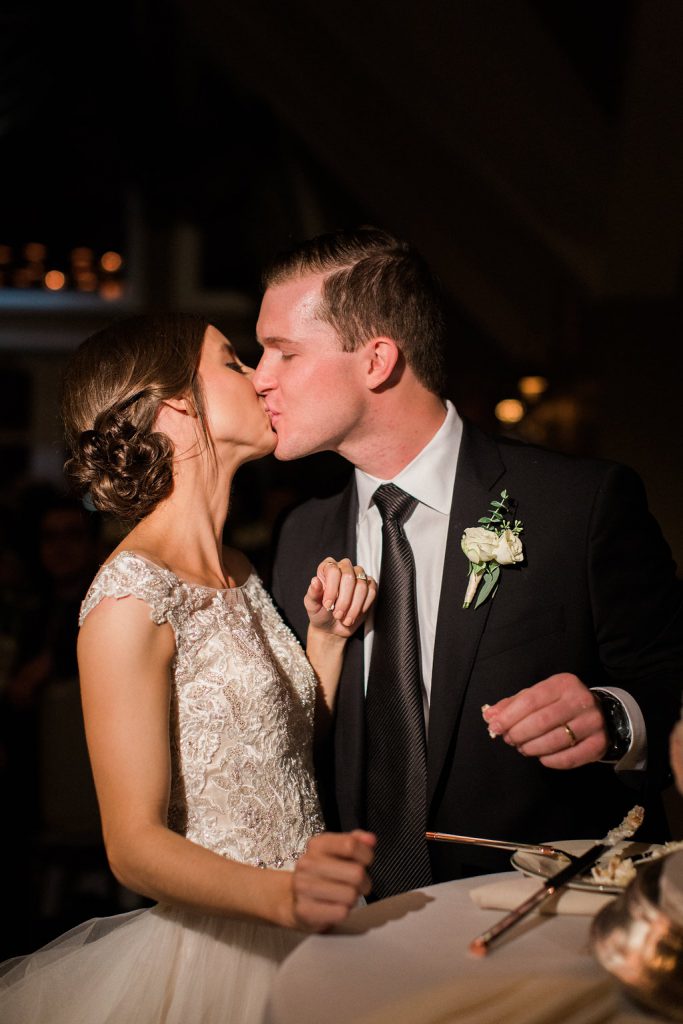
[363,336,400,389]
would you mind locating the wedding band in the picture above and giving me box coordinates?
[355,571,367,581]
[563,723,578,747]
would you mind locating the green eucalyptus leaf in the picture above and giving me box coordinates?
[475,573,499,608]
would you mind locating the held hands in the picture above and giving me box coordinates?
[305,557,377,639]
[291,830,376,932]
[482,673,609,769]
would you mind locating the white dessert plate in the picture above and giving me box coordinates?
[510,839,662,894]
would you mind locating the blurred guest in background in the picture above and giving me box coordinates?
[0,505,27,696]
[7,495,100,710]
[1,493,110,955]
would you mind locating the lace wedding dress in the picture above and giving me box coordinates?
[0,551,324,1023]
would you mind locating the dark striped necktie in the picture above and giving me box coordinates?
[365,483,432,899]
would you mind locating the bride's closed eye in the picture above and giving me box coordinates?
[225,361,246,374]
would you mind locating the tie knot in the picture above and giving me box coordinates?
[372,483,418,527]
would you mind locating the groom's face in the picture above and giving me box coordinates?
[253,272,367,461]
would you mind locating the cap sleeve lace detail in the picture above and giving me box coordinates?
[79,551,184,627]
[78,551,323,870]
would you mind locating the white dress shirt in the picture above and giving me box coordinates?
[356,400,460,724]
[355,401,646,769]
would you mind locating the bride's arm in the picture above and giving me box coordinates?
[304,557,376,734]
[78,596,371,931]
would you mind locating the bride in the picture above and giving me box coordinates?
[0,314,376,1023]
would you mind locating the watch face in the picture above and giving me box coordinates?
[611,703,631,742]
[598,693,631,759]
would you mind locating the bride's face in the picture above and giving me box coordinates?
[197,326,276,461]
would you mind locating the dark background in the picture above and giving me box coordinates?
[1,0,681,956]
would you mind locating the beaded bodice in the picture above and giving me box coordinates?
[80,551,323,868]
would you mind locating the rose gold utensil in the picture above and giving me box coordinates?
[468,805,645,957]
[425,831,574,862]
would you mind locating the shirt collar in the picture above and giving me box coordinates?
[355,400,462,519]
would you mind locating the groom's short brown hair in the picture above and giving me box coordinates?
[262,227,446,395]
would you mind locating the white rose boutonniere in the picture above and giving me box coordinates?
[461,490,524,609]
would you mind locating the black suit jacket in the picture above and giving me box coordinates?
[272,421,683,880]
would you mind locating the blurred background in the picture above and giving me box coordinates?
[1,0,681,956]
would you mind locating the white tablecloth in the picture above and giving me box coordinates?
[267,873,667,1024]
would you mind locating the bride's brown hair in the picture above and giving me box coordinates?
[62,313,211,521]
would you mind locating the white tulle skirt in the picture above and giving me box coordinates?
[0,902,302,1023]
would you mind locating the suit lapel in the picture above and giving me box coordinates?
[427,421,506,806]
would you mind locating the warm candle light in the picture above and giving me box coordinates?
[13,268,32,288]
[76,271,98,292]
[71,247,93,269]
[100,251,123,272]
[100,279,124,300]
[44,270,66,291]
[24,242,47,262]
[518,375,549,399]
[495,399,525,424]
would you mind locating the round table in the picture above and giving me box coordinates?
[267,873,667,1024]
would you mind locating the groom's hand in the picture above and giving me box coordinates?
[482,673,609,769]
[291,830,376,932]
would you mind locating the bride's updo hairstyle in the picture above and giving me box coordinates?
[62,313,211,521]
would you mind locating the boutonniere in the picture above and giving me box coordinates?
[461,489,524,609]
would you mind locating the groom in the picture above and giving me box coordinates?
[251,227,683,897]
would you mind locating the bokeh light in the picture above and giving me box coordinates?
[495,398,525,424]
[100,251,123,273]
[518,376,549,399]
[44,270,66,291]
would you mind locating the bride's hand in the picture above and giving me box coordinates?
[291,830,376,932]
[304,557,376,638]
